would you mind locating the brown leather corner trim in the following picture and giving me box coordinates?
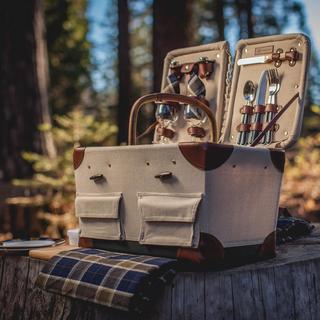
[187,126,206,138]
[258,231,276,259]
[177,233,224,265]
[73,147,85,170]
[79,237,93,248]
[269,149,285,173]
[178,142,234,171]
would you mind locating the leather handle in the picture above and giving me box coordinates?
[128,93,217,145]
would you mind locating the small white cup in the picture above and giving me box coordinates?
[67,229,80,246]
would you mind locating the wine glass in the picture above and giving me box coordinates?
[155,103,178,143]
[183,104,207,141]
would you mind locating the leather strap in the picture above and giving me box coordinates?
[265,104,278,113]
[253,104,266,113]
[240,105,254,115]
[156,126,175,139]
[236,123,251,132]
[251,93,299,147]
[128,93,217,145]
[187,126,206,138]
[250,122,278,132]
[250,123,262,131]
[198,61,214,78]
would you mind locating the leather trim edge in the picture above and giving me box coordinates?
[258,231,276,259]
[79,237,93,248]
[269,149,285,173]
[178,142,234,171]
[177,232,224,265]
[73,147,85,170]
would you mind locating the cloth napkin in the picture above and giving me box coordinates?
[36,248,176,315]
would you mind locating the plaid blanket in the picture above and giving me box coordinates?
[36,248,177,315]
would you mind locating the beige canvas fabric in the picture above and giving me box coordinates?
[222,33,310,148]
[74,144,282,248]
[138,192,202,247]
[76,192,123,240]
[154,42,229,143]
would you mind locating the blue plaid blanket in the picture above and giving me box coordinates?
[36,248,176,315]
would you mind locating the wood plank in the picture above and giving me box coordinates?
[304,260,319,320]
[150,282,172,320]
[23,258,59,320]
[183,272,205,320]
[0,256,30,320]
[273,264,295,320]
[290,261,312,320]
[256,267,278,320]
[171,273,185,320]
[205,272,234,320]
[0,256,4,288]
[231,270,258,320]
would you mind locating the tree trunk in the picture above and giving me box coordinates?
[0,0,56,181]
[117,0,132,145]
[152,0,194,92]
[234,0,254,39]
[213,0,225,41]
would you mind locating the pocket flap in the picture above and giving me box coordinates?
[75,193,122,219]
[137,192,202,223]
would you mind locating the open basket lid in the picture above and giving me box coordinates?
[155,41,230,143]
[221,33,311,149]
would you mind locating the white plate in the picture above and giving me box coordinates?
[2,239,56,248]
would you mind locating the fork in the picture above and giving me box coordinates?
[264,69,280,144]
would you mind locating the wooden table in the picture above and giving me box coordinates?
[1,229,320,320]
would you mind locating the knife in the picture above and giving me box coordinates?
[248,70,268,144]
[237,55,272,66]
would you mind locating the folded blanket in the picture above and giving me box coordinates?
[36,248,177,315]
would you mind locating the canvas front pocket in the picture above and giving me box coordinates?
[137,192,202,247]
[75,192,123,240]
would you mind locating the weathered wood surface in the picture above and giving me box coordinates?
[2,229,320,320]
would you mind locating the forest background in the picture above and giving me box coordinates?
[0,0,319,239]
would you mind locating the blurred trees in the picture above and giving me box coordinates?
[0,0,56,181]
[117,0,132,144]
[44,0,92,115]
[152,0,194,92]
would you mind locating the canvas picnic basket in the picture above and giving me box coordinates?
[73,33,310,265]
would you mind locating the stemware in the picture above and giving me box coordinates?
[183,104,207,139]
[155,103,178,143]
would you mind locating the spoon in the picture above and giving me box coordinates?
[237,81,256,145]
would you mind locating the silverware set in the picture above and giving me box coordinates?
[237,68,281,146]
